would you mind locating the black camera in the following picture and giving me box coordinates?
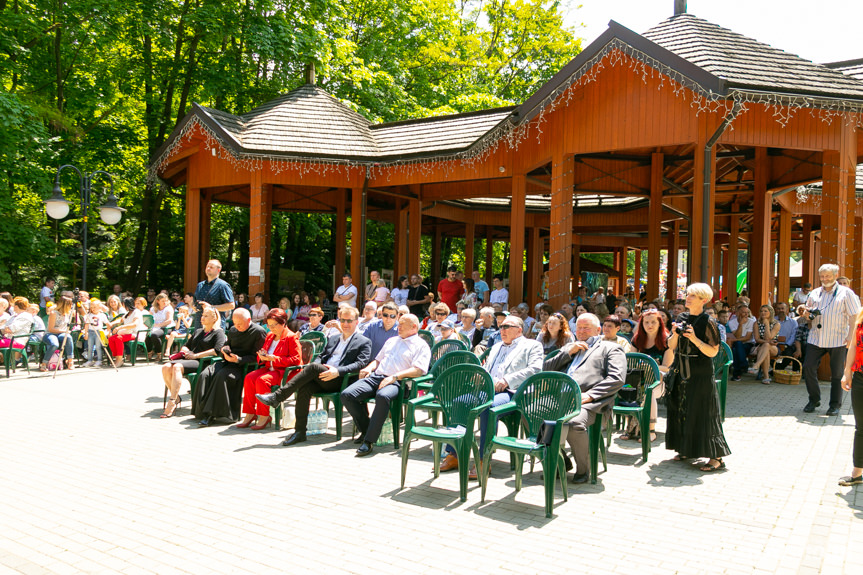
[674,320,689,335]
[808,309,821,318]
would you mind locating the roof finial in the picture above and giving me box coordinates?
[674,0,687,15]
[304,62,316,86]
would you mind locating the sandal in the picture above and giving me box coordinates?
[161,396,181,418]
[673,454,688,461]
[700,458,725,472]
[838,475,862,486]
[762,378,771,385]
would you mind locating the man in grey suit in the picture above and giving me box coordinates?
[440,315,544,477]
[544,313,627,483]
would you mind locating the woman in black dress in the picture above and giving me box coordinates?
[160,307,226,418]
[666,283,731,471]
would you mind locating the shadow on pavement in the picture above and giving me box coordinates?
[645,458,705,487]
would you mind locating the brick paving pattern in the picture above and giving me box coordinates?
[0,366,861,574]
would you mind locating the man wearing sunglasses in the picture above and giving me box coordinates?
[360,302,400,358]
[255,306,372,446]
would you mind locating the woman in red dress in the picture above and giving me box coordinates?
[237,308,301,430]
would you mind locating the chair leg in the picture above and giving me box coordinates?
[514,454,524,492]
[432,442,442,479]
[457,441,470,502]
[480,446,494,502]
[334,398,343,440]
[391,400,401,450]
[541,451,557,518]
[400,432,412,489]
[557,451,568,502]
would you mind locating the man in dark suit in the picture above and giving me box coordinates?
[544,313,627,483]
[256,305,371,445]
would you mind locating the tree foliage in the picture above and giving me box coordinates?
[0,0,581,298]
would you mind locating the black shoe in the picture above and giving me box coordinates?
[826,407,840,416]
[197,417,211,427]
[570,472,589,484]
[731,375,742,382]
[839,475,863,486]
[353,432,365,445]
[560,449,573,472]
[803,401,821,413]
[356,441,374,457]
[255,392,281,408]
[282,432,307,446]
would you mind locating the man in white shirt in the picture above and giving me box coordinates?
[792,282,812,309]
[727,304,756,380]
[39,278,55,315]
[356,301,377,332]
[801,264,861,415]
[342,314,431,457]
[333,273,358,308]
[489,274,509,307]
[256,305,372,445]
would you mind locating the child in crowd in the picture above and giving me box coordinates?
[83,299,109,367]
[165,304,193,355]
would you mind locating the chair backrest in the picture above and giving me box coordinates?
[429,338,467,365]
[142,314,155,329]
[544,348,561,361]
[457,332,471,347]
[430,350,480,377]
[431,364,494,428]
[511,372,582,439]
[299,340,315,364]
[417,329,435,349]
[713,341,732,376]
[300,330,327,355]
[624,352,661,405]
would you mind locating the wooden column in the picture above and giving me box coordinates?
[726,211,739,306]
[690,132,715,283]
[801,215,815,287]
[821,122,857,268]
[407,198,422,277]
[485,232,494,281]
[712,236,723,297]
[750,148,772,310]
[335,189,347,280]
[666,221,681,301]
[393,202,407,281]
[350,186,366,285]
[777,208,792,305]
[617,248,627,297]
[633,249,642,298]
[571,235,581,298]
[464,222,475,275]
[430,227,442,285]
[526,227,542,306]
[509,175,527,306]
[199,190,212,278]
[549,154,574,309]
[184,187,201,293]
[648,152,664,300]
[249,175,272,299]
[853,217,863,291]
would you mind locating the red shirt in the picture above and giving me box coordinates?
[852,322,863,373]
[437,278,465,311]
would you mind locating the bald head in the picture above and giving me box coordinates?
[232,307,252,331]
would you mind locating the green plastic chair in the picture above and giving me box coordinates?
[129,314,154,365]
[300,331,327,357]
[714,341,732,421]
[163,356,222,409]
[544,349,561,361]
[478,346,491,364]
[309,371,359,440]
[611,353,661,463]
[480,371,582,518]
[406,350,481,427]
[429,338,467,368]
[457,331,471,348]
[272,339,316,430]
[401,364,494,502]
[417,329,435,349]
[27,330,46,365]
[1,332,32,377]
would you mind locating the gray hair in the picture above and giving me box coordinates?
[232,308,251,320]
[819,263,840,276]
[576,313,601,328]
[479,306,495,318]
[461,308,476,320]
[400,313,420,329]
[398,305,410,315]
[364,301,377,311]
[516,302,530,312]
[503,316,525,330]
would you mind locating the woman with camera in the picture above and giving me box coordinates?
[666,283,730,472]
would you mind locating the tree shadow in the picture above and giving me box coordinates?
[645,458,706,487]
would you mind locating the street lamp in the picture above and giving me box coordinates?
[45,165,126,291]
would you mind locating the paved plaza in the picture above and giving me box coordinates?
[0,364,861,575]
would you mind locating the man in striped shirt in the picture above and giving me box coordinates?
[801,264,861,415]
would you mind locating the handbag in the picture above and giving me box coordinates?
[663,366,679,394]
[537,420,557,446]
[169,351,184,361]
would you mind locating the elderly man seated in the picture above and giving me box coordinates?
[543,313,627,483]
[357,301,377,332]
[341,313,431,457]
[471,306,497,350]
[440,315,544,478]
[194,308,267,426]
[256,306,372,445]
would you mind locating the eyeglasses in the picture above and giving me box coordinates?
[500,324,519,330]
[435,311,447,316]
[310,313,322,317]
[382,313,397,319]
[339,318,356,324]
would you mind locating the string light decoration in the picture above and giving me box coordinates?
[150,37,863,186]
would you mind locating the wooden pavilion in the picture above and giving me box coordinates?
[152,11,863,311]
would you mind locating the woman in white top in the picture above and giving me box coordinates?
[0,297,34,365]
[250,292,269,323]
[42,296,75,371]
[390,275,410,307]
[107,297,146,368]
[146,293,174,360]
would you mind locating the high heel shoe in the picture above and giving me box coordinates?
[250,416,272,430]
[161,395,181,418]
[236,415,258,429]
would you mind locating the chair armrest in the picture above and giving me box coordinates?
[468,399,494,417]
[558,409,581,425]
[489,401,518,417]
[340,372,359,392]
[408,374,432,386]
[408,395,436,407]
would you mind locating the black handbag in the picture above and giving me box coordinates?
[663,366,679,394]
[537,420,557,446]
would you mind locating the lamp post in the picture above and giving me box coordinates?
[45,165,125,291]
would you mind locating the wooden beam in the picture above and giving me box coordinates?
[726,207,739,306]
[549,154,574,309]
[464,222,475,276]
[526,226,542,307]
[393,202,406,281]
[572,235,581,297]
[801,215,814,287]
[248,175,271,299]
[821,122,857,268]
[777,208,792,305]
[184,187,201,293]
[485,229,494,281]
[648,153,663,300]
[335,189,347,279]
[750,148,772,310]
[351,187,366,286]
[408,197,422,277]
[509,175,527,306]
[666,221,681,301]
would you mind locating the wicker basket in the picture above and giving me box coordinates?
[772,356,802,385]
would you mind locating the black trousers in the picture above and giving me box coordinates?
[803,343,847,408]
[852,372,863,468]
[146,328,167,354]
[273,363,341,434]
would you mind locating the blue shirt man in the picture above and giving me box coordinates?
[472,271,490,305]
[193,259,235,329]
[360,303,400,358]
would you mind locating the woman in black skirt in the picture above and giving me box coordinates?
[160,307,226,418]
[666,282,731,471]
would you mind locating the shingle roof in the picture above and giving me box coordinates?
[643,14,863,100]
[825,59,863,82]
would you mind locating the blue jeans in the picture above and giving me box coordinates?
[43,333,73,361]
[445,389,514,458]
[86,329,104,363]
[730,341,754,376]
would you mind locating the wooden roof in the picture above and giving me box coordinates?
[825,58,863,82]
